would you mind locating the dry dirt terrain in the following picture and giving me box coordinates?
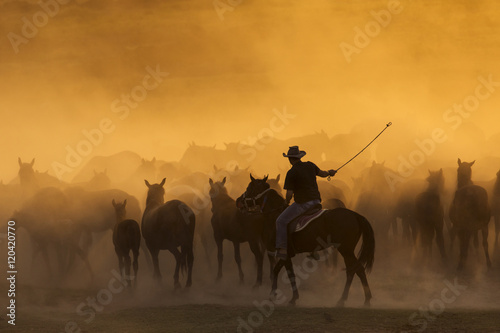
[1,238,500,333]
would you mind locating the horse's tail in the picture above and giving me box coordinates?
[356,214,375,274]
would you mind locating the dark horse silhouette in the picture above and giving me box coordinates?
[449,159,491,270]
[239,176,375,306]
[491,170,500,248]
[142,178,195,288]
[415,169,446,262]
[210,176,272,287]
[112,199,141,288]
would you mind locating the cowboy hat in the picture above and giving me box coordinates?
[283,146,306,158]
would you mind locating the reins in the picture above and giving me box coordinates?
[241,188,273,213]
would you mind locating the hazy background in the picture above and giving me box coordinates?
[1,0,500,182]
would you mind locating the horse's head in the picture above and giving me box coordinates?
[208,177,228,198]
[457,158,475,187]
[145,178,166,206]
[18,158,37,185]
[426,169,444,192]
[267,174,282,194]
[89,169,111,190]
[235,174,269,210]
[112,199,127,221]
[245,174,270,198]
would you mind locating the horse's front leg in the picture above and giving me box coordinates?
[248,241,263,288]
[232,241,244,284]
[481,226,492,268]
[284,258,299,306]
[268,253,275,281]
[270,259,285,299]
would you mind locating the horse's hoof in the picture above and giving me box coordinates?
[185,281,192,288]
[174,282,182,289]
[336,300,345,308]
[288,299,296,307]
[364,300,371,308]
[269,290,277,301]
[252,283,261,290]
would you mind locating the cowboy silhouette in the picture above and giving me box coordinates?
[275,146,336,259]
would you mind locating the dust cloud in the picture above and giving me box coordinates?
[1,0,500,331]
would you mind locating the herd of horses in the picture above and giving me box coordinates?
[4,156,500,306]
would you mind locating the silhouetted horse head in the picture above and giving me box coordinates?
[236,174,270,212]
[245,174,269,197]
[267,174,282,194]
[89,169,111,190]
[144,178,166,206]
[112,199,127,221]
[426,168,444,192]
[18,158,37,187]
[457,158,475,188]
[208,177,227,198]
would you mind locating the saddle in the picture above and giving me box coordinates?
[289,204,327,233]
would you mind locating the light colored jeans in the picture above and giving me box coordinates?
[276,199,320,250]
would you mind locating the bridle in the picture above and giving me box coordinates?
[241,188,272,214]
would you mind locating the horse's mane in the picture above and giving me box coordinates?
[264,188,286,210]
[146,188,164,208]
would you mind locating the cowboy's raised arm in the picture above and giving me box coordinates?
[317,169,337,178]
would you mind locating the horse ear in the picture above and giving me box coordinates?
[209,178,214,186]
[250,174,255,182]
[145,180,151,188]
[18,157,22,167]
[152,157,156,163]
[112,199,116,207]
[30,158,35,166]
[457,158,462,165]
[276,174,280,181]
[264,175,268,182]
[470,160,475,166]
[124,199,127,206]
[428,170,432,175]
[160,178,166,187]
[222,177,226,185]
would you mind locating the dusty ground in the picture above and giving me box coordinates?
[1,226,500,332]
[1,301,500,332]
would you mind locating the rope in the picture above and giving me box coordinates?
[328,122,392,179]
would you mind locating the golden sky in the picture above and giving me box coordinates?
[1,0,499,181]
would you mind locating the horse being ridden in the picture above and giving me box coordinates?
[415,169,446,262]
[112,199,141,288]
[241,176,375,307]
[142,178,195,288]
[449,159,491,270]
[210,176,269,287]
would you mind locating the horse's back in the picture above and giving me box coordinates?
[142,199,195,244]
[114,219,141,252]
